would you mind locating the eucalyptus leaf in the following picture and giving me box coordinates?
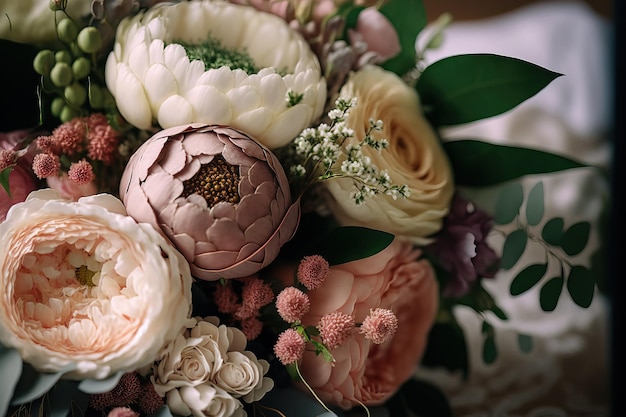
[380,0,426,76]
[510,263,548,296]
[315,226,394,265]
[416,54,562,126]
[442,140,587,187]
[0,346,22,417]
[501,229,528,270]
[567,266,595,308]
[494,182,524,224]
[47,380,87,417]
[542,217,564,246]
[525,182,544,226]
[482,334,497,364]
[11,363,77,406]
[540,276,564,311]
[518,334,533,353]
[561,221,591,256]
[78,370,123,394]
[1,167,12,197]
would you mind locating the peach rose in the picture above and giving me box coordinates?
[272,238,439,409]
[323,65,454,244]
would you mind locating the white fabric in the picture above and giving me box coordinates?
[414,2,612,416]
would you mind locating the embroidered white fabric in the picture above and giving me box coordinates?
[413,2,612,416]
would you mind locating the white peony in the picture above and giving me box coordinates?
[105,0,326,149]
[0,189,192,379]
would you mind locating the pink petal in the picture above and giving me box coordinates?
[159,138,187,175]
[236,194,269,229]
[143,170,183,210]
[182,131,225,156]
[244,215,273,245]
[247,161,275,188]
[210,202,236,219]
[207,218,245,250]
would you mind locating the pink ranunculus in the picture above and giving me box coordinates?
[46,173,99,201]
[272,238,439,409]
[119,124,301,281]
[348,7,401,61]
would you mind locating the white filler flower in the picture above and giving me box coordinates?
[105,0,326,149]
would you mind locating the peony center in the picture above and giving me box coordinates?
[182,155,241,207]
[176,34,259,74]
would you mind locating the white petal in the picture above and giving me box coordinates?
[228,85,261,114]
[114,63,153,129]
[186,85,232,124]
[158,95,194,127]
[144,63,179,114]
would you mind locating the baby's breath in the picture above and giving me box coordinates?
[282,97,410,205]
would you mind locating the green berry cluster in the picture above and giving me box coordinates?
[32,11,112,123]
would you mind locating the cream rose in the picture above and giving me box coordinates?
[0,189,192,379]
[166,384,245,417]
[323,65,454,244]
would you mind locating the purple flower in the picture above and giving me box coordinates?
[426,194,500,297]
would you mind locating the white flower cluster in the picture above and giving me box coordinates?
[288,97,410,205]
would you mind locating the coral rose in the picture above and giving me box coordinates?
[272,238,439,409]
[323,65,454,244]
[119,124,300,280]
[0,190,192,379]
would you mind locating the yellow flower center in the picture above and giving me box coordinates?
[75,265,97,287]
[182,155,241,207]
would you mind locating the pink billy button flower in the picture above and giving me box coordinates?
[35,135,59,154]
[297,255,329,290]
[86,114,119,165]
[0,149,17,171]
[276,286,310,323]
[241,316,264,341]
[274,328,305,365]
[318,311,355,350]
[137,380,165,415]
[360,308,398,345]
[236,276,275,319]
[32,153,60,179]
[52,118,85,155]
[214,282,240,315]
[89,372,142,411]
[68,159,95,185]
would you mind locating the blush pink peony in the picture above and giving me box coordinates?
[272,238,439,409]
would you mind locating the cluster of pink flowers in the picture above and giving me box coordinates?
[88,372,164,416]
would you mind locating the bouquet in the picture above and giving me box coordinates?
[0,1,607,416]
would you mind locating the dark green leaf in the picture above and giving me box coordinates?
[567,266,595,308]
[561,221,591,256]
[48,380,87,417]
[501,229,528,270]
[443,140,587,187]
[334,3,365,38]
[542,217,564,246]
[380,0,426,76]
[387,379,453,417]
[314,226,394,265]
[0,346,22,417]
[540,276,564,311]
[518,334,533,353]
[11,363,77,406]
[420,322,468,379]
[526,182,544,226]
[416,54,562,126]
[482,333,497,364]
[454,283,508,320]
[510,263,548,296]
[1,167,12,197]
[494,182,524,224]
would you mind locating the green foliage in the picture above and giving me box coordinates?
[0,346,22,417]
[540,276,564,311]
[567,266,595,308]
[501,229,527,270]
[386,379,453,417]
[420,321,469,379]
[416,54,562,126]
[561,221,591,256]
[518,334,533,353]
[494,182,524,224]
[525,182,544,226]
[510,263,548,296]
[1,166,12,197]
[77,370,123,393]
[541,217,565,245]
[443,140,588,187]
[379,0,426,76]
[481,321,497,364]
[314,226,394,265]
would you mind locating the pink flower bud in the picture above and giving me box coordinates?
[349,7,401,61]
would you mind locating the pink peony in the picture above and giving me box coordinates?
[271,238,438,409]
[119,124,301,280]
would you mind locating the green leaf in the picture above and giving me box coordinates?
[1,166,12,197]
[567,266,595,308]
[494,182,524,224]
[561,221,591,256]
[0,346,22,417]
[510,263,548,296]
[416,54,562,126]
[482,333,497,364]
[315,226,394,265]
[443,140,588,187]
[48,380,87,417]
[526,182,544,226]
[380,0,426,76]
[540,276,564,312]
[501,229,528,270]
[387,379,453,417]
[518,334,533,353]
[420,322,468,379]
[10,363,77,405]
[542,217,564,246]
[78,370,123,394]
